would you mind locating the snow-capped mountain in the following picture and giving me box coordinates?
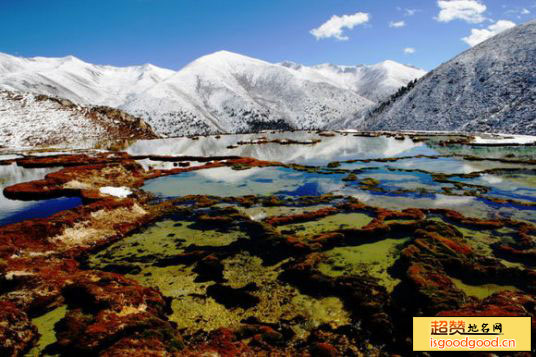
[120,51,379,135]
[0,51,424,136]
[0,91,156,148]
[361,20,536,135]
[280,60,426,102]
[0,53,175,108]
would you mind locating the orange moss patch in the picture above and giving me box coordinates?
[407,263,455,290]
[0,301,38,356]
[429,209,504,229]
[264,207,338,226]
[0,198,151,258]
[438,291,536,324]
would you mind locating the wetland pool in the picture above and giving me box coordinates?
[2,131,536,355]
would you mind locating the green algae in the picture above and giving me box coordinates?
[318,238,409,292]
[235,204,331,222]
[427,216,517,257]
[133,265,235,333]
[220,253,350,331]
[131,252,351,336]
[289,296,350,339]
[89,219,247,268]
[276,213,374,238]
[450,277,520,300]
[360,177,380,186]
[502,173,536,188]
[25,305,67,357]
[384,218,417,224]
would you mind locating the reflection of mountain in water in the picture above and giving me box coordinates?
[0,163,82,224]
[432,144,536,161]
[127,132,437,165]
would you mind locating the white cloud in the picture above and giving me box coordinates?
[404,47,416,54]
[396,7,420,16]
[504,7,531,17]
[310,12,370,40]
[462,20,516,46]
[389,20,406,28]
[436,0,487,23]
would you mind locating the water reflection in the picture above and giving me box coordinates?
[128,132,437,165]
[143,166,345,198]
[0,163,81,226]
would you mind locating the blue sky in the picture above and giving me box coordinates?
[0,0,534,70]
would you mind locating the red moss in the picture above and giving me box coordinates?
[311,342,338,357]
[0,198,146,258]
[100,337,170,357]
[16,153,129,168]
[0,301,38,356]
[430,232,473,255]
[181,328,253,357]
[438,291,536,324]
[407,263,455,290]
[265,207,338,226]
[429,209,504,229]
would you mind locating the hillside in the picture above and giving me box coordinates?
[360,20,536,135]
[0,91,157,148]
[0,51,424,136]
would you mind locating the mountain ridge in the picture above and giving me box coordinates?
[0,51,425,136]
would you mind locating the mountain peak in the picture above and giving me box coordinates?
[188,50,268,66]
[363,19,536,135]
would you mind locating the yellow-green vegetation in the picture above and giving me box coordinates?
[25,305,68,357]
[221,253,351,333]
[503,173,536,188]
[133,253,351,336]
[276,213,374,238]
[428,216,517,257]
[318,238,409,292]
[450,277,520,300]
[361,178,380,186]
[235,204,331,222]
[132,265,235,333]
[90,219,247,266]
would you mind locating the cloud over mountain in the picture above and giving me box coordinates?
[435,0,487,24]
[462,20,516,47]
[311,12,370,40]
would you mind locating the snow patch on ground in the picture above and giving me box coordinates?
[99,186,132,198]
[472,134,536,145]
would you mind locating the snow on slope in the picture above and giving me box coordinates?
[0,51,424,136]
[0,53,175,107]
[121,51,375,136]
[0,91,156,148]
[361,20,536,135]
[280,60,426,102]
